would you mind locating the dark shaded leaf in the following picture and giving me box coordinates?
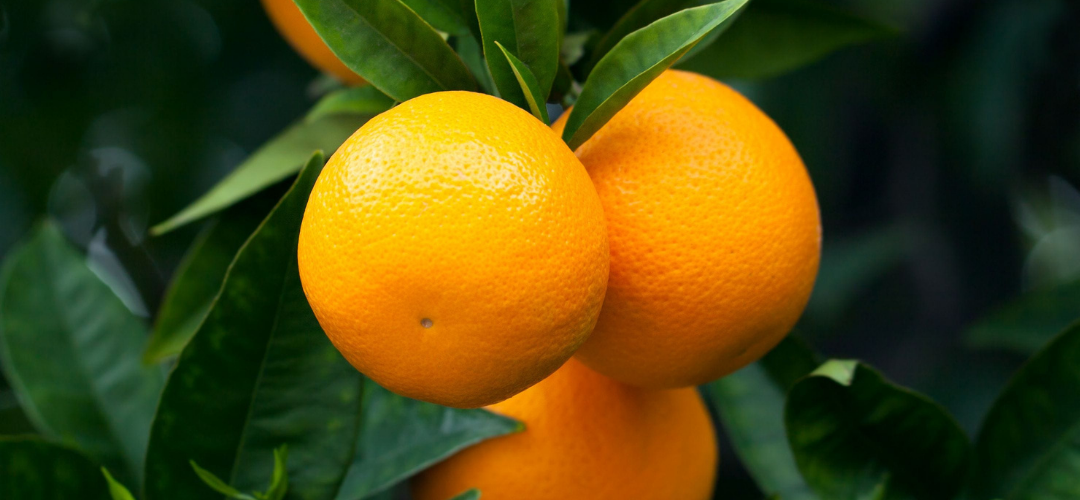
[786,360,970,500]
[151,112,381,235]
[969,321,1080,499]
[706,335,819,500]
[0,390,36,435]
[144,154,364,500]
[334,382,520,499]
[454,33,496,93]
[293,0,476,101]
[964,280,1080,354]
[476,0,561,109]
[678,0,896,80]
[0,221,164,483]
[495,41,550,122]
[145,189,284,364]
[0,437,110,500]
[561,0,748,150]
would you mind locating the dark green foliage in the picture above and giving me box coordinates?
[0,222,164,484]
[970,322,1080,499]
[0,437,110,500]
[143,154,364,500]
[786,361,971,499]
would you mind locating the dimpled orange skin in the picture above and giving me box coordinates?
[552,70,821,388]
[410,358,717,500]
[297,91,609,409]
[260,0,365,85]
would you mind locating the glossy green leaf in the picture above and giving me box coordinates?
[561,0,749,150]
[0,221,164,483]
[495,41,550,122]
[678,0,897,80]
[293,0,476,101]
[705,335,819,500]
[305,86,397,124]
[583,0,706,76]
[449,489,481,500]
[0,437,110,500]
[144,153,365,500]
[969,321,1080,499]
[102,468,137,500]
[151,112,380,235]
[399,0,471,35]
[144,190,283,364]
[964,280,1080,354]
[786,360,970,500]
[476,0,561,109]
[334,382,520,499]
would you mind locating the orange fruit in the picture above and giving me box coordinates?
[260,0,365,85]
[410,358,718,500]
[297,91,609,408]
[552,70,821,388]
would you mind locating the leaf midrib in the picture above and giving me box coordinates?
[1005,417,1080,499]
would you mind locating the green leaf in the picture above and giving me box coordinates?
[785,360,970,500]
[449,489,481,500]
[265,445,289,500]
[0,221,165,483]
[475,0,561,109]
[0,437,110,499]
[150,112,381,235]
[705,335,820,500]
[144,190,283,364]
[494,41,550,122]
[101,468,137,500]
[969,321,1080,499]
[143,153,365,500]
[293,0,476,102]
[399,0,472,35]
[334,382,521,499]
[964,280,1080,354]
[678,0,897,80]
[305,86,397,124]
[190,460,257,500]
[454,33,497,93]
[582,0,706,76]
[0,390,36,435]
[561,0,749,150]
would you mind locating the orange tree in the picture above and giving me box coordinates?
[2,1,1079,499]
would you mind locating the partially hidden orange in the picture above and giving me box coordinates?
[260,0,365,85]
[553,70,821,388]
[411,358,718,500]
[298,91,609,408]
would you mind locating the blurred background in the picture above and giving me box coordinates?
[1,0,1078,496]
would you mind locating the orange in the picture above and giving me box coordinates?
[297,91,609,408]
[552,70,821,388]
[410,358,718,500]
[260,0,365,85]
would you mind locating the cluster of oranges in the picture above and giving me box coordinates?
[267,1,821,498]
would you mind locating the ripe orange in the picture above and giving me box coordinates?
[297,91,609,409]
[552,70,821,388]
[260,0,365,85]
[410,358,717,500]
